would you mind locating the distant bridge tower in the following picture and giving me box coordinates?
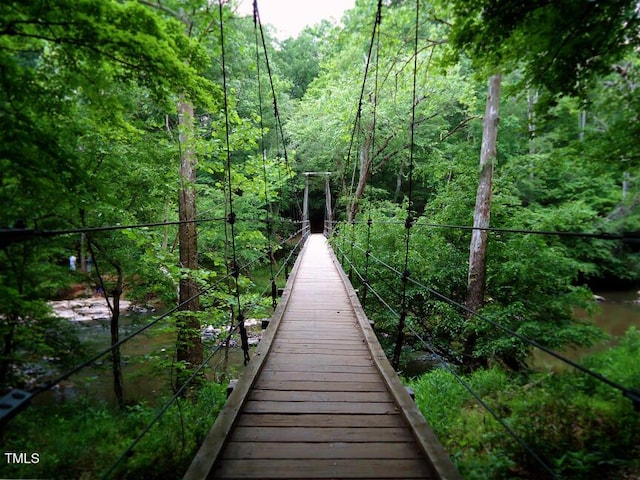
[302,172,333,238]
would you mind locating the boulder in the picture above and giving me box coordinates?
[49,297,131,322]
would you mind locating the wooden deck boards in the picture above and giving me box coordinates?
[185,234,461,480]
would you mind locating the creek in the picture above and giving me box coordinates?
[533,288,640,369]
[35,307,257,406]
[40,288,640,403]
[404,288,640,376]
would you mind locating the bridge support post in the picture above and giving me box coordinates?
[324,174,333,237]
[302,173,310,237]
[302,171,332,238]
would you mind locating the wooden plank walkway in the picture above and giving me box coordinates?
[185,234,461,480]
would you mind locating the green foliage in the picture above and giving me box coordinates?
[0,381,226,479]
[444,0,640,101]
[334,186,605,369]
[410,329,640,479]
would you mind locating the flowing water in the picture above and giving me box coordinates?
[533,288,640,369]
[38,289,640,403]
[404,289,640,376]
[34,312,253,406]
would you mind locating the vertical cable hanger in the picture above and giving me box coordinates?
[254,6,301,221]
[344,0,384,220]
[362,1,383,310]
[218,0,249,365]
[253,0,277,310]
[345,0,383,282]
[392,0,420,369]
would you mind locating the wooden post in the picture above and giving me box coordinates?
[302,173,310,237]
[324,174,333,236]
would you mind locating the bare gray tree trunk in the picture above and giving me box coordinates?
[465,73,502,367]
[348,124,373,223]
[578,109,587,141]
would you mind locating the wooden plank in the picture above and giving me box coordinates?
[260,364,375,374]
[242,400,399,415]
[223,441,424,459]
[268,347,369,356]
[248,389,393,403]
[281,320,358,326]
[273,335,366,348]
[283,309,355,316]
[213,458,434,478]
[252,380,388,392]
[256,372,383,382]
[235,414,405,428]
[265,353,373,367]
[276,324,360,332]
[276,327,359,335]
[274,334,363,342]
[270,343,368,352]
[230,426,411,443]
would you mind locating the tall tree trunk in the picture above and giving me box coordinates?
[348,124,374,223]
[177,96,203,384]
[578,109,587,141]
[527,88,538,153]
[465,73,502,367]
[623,171,630,199]
[89,240,125,407]
[110,265,124,407]
[527,89,538,179]
[393,158,405,202]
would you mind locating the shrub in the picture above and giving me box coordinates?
[410,332,640,479]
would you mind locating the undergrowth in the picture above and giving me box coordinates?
[0,381,226,479]
[410,327,640,480]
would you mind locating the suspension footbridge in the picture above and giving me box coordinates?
[184,234,461,479]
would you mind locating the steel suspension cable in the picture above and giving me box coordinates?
[393,0,420,369]
[338,242,586,477]
[345,219,640,242]
[101,326,238,479]
[0,264,243,426]
[336,242,399,318]
[405,323,558,479]
[344,0,383,217]
[240,233,305,321]
[361,4,382,310]
[253,1,278,310]
[218,0,249,365]
[339,240,459,363]
[0,217,229,245]
[102,232,308,479]
[1,227,303,425]
[254,1,301,220]
[348,239,640,409]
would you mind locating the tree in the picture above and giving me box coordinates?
[464,73,501,366]
[447,0,640,103]
[176,96,203,381]
[0,0,214,392]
